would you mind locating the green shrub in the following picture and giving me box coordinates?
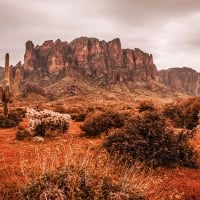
[182,97,200,129]
[16,126,32,140]
[71,111,88,122]
[19,167,145,200]
[104,111,198,168]
[162,102,184,128]
[138,100,156,112]
[163,97,200,129]
[0,109,25,128]
[81,110,125,137]
[70,107,95,122]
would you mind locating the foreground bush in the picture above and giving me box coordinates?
[182,97,200,129]
[19,166,145,200]
[16,126,32,140]
[104,111,198,168]
[138,100,156,113]
[163,97,200,129]
[81,110,126,137]
[0,108,26,128]
[26,108,71,137]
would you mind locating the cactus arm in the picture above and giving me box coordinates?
[4,53,10,86]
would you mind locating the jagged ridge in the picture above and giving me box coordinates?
[23,37,158,86]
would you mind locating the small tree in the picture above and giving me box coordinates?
[0,53,20,117]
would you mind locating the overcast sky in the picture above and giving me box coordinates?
[0,0,200,71]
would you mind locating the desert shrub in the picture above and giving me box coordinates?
[0,109,25,128]
[0,115,18,128]
[26,108,71,137]
[163,97,200,129]
[103,111,198,168]
[162,102,184,128]
[19,167,145,200]
[81,110,126,137]
[73,107,96,122]
[16,126,32,140]
[70,107,95,122]
[182,97,200,129]
[138,100,156,112]
[73,112,87,122]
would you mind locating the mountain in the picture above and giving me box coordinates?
[22,37,158,86]
[159,67,200,95]
[1,37,199,99]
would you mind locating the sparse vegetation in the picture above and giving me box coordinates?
[138,100,156,112]
[20,166,145,200]
[26,108,71,137]
[1,94,200,199]
[104,111,199,168]
[163,97,200,129]
[16,126,31,140]
[0,108,25,128]
[81,110,126,137]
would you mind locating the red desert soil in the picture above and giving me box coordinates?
[0,120,200,200]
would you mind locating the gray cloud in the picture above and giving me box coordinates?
[0,0,200,72]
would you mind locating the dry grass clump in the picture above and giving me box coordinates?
[20,166,145,200]
[17,142,156,200]
[163,97,200,129]
[81,110,126,137]
[103,111,199,168]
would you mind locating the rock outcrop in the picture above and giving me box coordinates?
[23,37,158,86]
[159,67,200,95]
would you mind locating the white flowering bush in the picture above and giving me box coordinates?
[26,108,71,136]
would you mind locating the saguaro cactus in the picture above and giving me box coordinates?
[0,53,20,117]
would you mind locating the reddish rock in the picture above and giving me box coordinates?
[159,67,200,95]
[107,38,123,67]
[47,39,67,74]
[24,41,37,72]
[123,49,135,71]
[23,37,159,87]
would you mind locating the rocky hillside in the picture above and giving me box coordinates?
[159,67,200,95]
[23,37,158,87]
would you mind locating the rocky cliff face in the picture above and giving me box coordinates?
[23,37,158,86]
[159,67,200,95]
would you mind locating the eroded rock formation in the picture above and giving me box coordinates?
[159,67,200,95]
[23,37,158,85]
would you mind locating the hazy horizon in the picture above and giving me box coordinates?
[0,0,200,72]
